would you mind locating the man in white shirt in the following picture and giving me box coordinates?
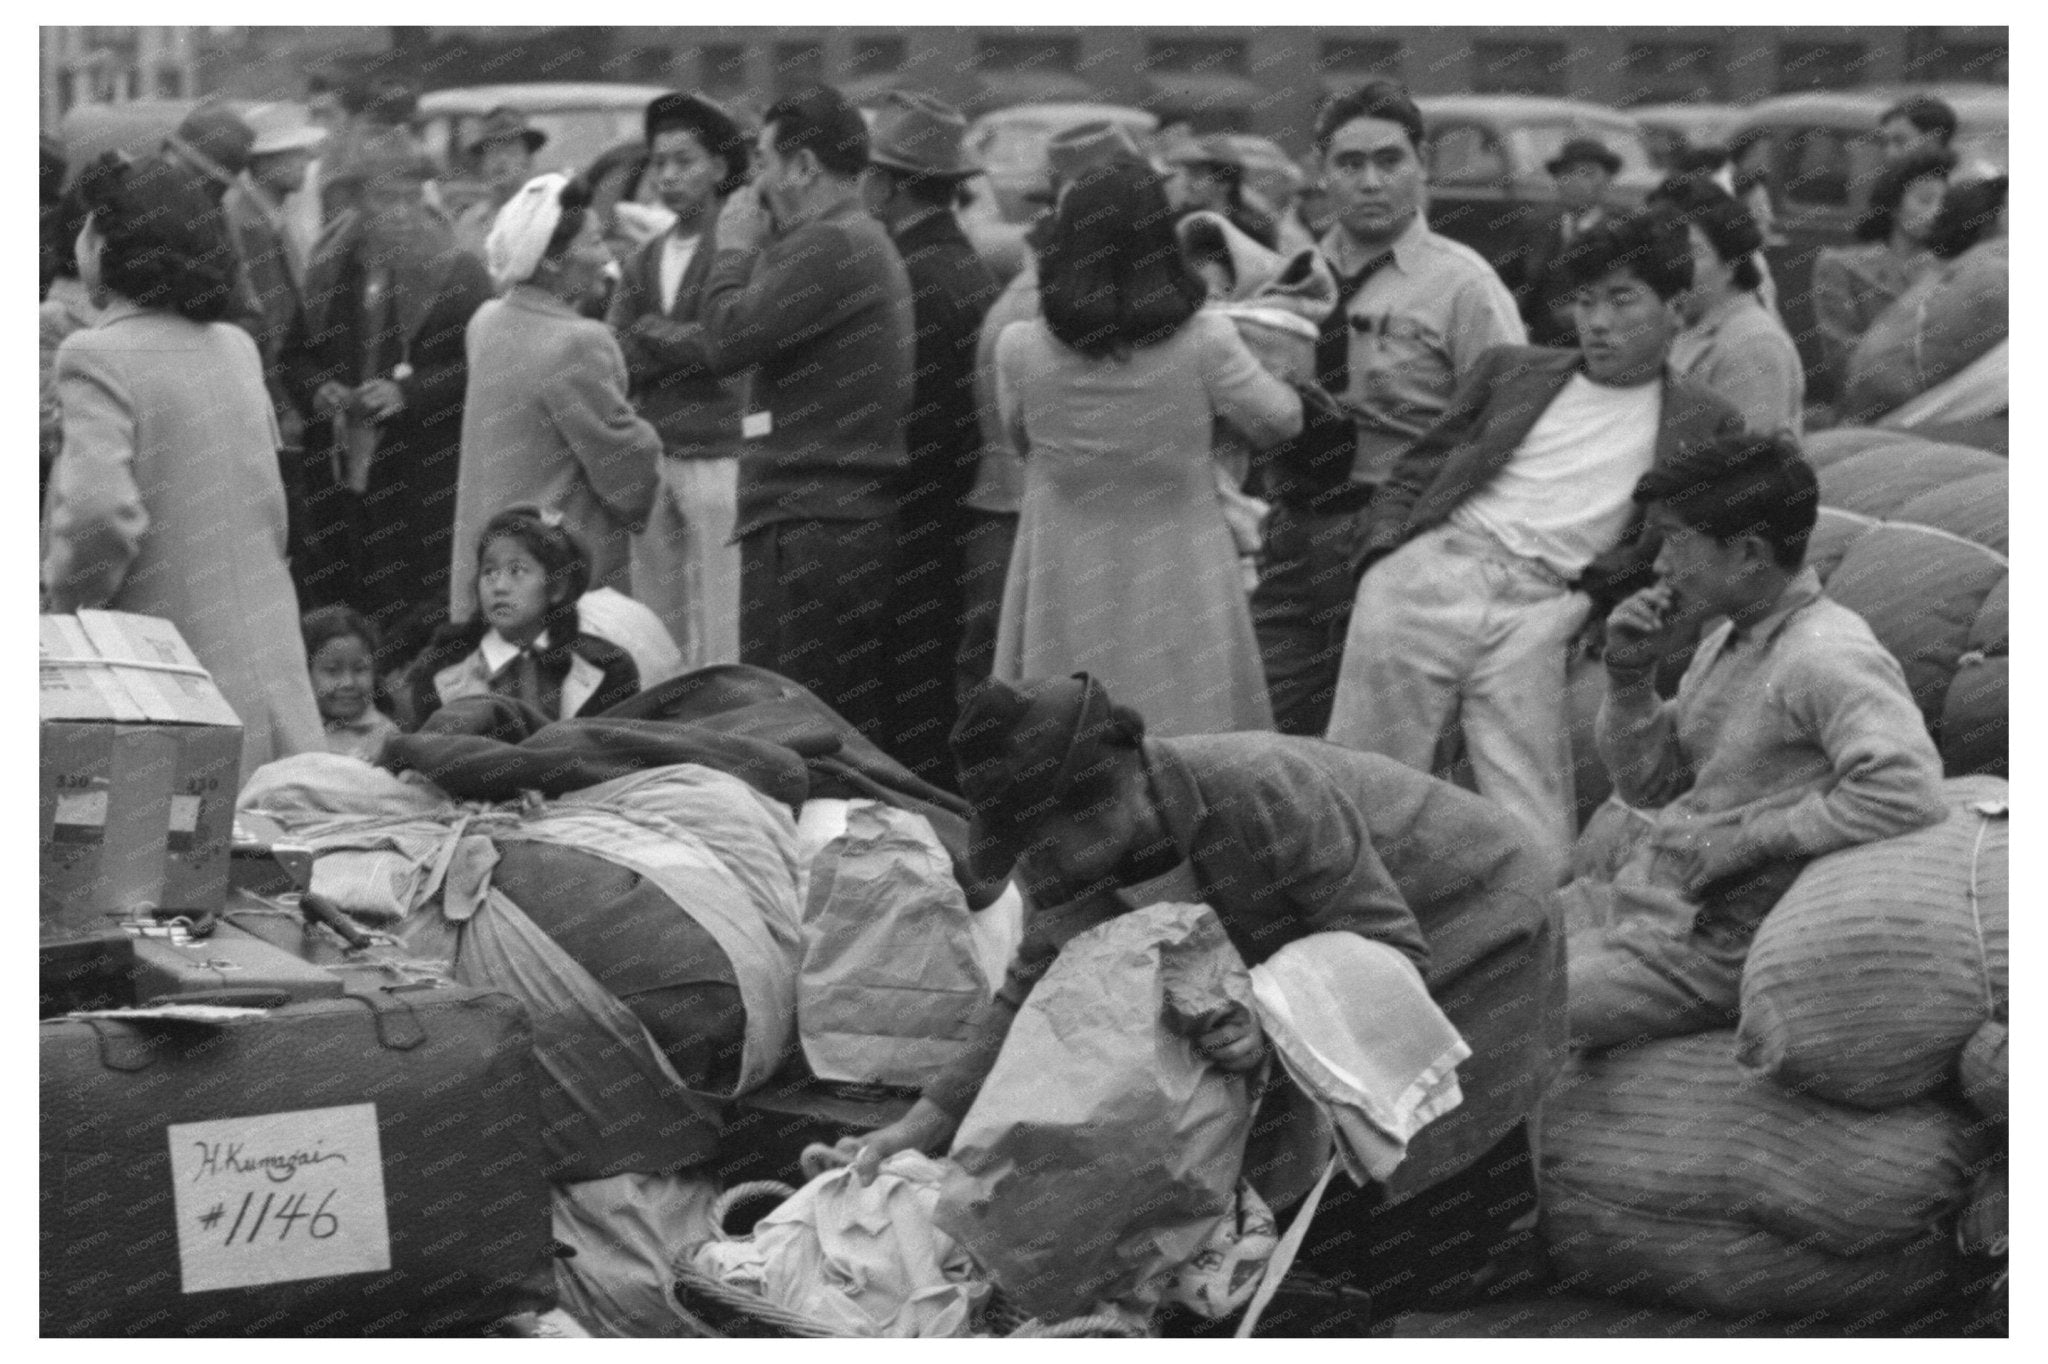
[1325,211,1742,879]
[607,93,752,669]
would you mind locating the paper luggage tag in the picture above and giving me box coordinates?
[167,1102,392,1293]
[741,411,773,440]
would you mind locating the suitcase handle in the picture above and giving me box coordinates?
[299,891,378,951]
[341,986,430,1051]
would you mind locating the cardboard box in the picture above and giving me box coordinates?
[41,612,243,936]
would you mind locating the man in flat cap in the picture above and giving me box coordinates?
[827,672,1565,1317]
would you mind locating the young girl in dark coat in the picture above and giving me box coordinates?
[408,505,639,726]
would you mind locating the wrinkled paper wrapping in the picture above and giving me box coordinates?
[935,902,1254,1320]
[799,802,993,1088]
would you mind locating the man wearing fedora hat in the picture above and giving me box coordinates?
[610,91,753,672]
[822,671,1565,1317]
[861,91,1001,788]
[454,108,550,260]
[165,103,256,203]
[1509,136,1624,346]
[225,103,331,585]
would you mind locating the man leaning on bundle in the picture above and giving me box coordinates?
[1324,210,1740,881]
[1565,434,1947,1053]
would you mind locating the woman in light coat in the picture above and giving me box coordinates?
[43,154,323,785]
[449,174,663,623]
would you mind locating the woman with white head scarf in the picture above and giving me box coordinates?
[449,174,664,621]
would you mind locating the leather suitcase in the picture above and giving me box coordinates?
[42,985,554,1336]
[129,921,345,1008]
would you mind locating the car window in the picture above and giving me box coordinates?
[1430,125,1507,185]
[1778,127,1869,209]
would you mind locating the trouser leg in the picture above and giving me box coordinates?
[1251,502,1365,738]
[1323,527,1477,771]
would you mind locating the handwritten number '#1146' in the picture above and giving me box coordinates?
[217,1189,340,1244]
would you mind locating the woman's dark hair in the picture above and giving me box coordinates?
[301,604,381,661]
[75,152,238,322]
[47,179,92,280]
[1656,179,1764,292]
[1313,79,1425,156]
[1551,207,1694,301]
[762,86,870,178]
[541,177,596,263]
[41,135,66,207]
[1925,174,2007,261]
[1855,148,1956,244]
[1633,431,1819,570]
[1881,94,1958,146]
[473,505,592,654]
[585,142,649,207]
[1039,161,1206,358]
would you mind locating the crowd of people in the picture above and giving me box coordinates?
[37,68,2003,1318]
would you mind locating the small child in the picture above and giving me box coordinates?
[1177,210,1338,586]
[302,605,402,763]
[408,506,640,726]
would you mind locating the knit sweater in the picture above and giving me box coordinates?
[691,198,915,534]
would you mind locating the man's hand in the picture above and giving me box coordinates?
[807,1098,958,1187]
[354,378,405,421]
[1603,582,1680,676]
[715,185,772,254]
[313,381,354,417]
[1196,1003,1267,1073]
[1653,813,1752,894]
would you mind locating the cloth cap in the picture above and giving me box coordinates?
[486,172,571,289]
[166,104,255,186]
[867,89,978,180]
[643,90,750,195]
[468,107,548,156]
[949,673,1144,882]
[1546,137,1622,177]
[243,102,327,157]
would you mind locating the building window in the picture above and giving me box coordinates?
[772,39,824,92]
[1317,37,1403,80]
[1904,29,2008,83]
[700,41,745,95]
[1473,39,1567,97]
[975,34,1081,72]
[1776,41,1872,93]
[1145,36,1249,74]
[1619,40,1726,104]
[850,36,906,76]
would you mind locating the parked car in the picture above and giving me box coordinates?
[1631,102,1743,169]
[57,97,309,175]
[1414,95,1661,277]
[1724,83,2007,391]
[965,102,1160,222]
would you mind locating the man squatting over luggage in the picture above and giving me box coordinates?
[815,672,1566,1311]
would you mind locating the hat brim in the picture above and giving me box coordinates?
[471,128,547,156]
[1546,153,1621,176]
[868,149,981,181]
[249,128,328,157]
